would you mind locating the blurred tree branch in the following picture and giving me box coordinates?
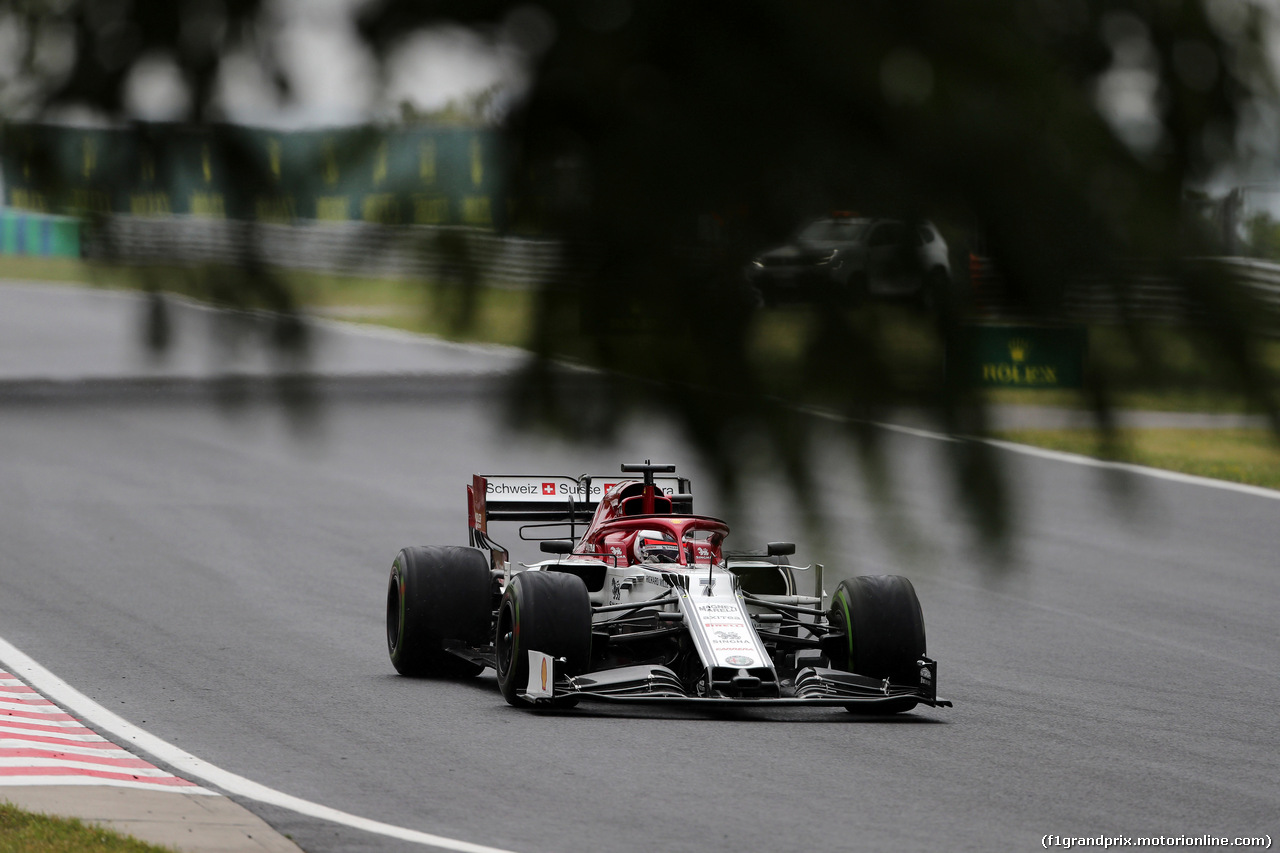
[4,0,1278,551]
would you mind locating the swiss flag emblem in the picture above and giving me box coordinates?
[542,482,556,496]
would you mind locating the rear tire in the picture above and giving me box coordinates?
[829,575,926,714]
[386,546,490,678]
[495,571,592,708]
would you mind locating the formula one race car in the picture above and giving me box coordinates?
[385,462,950,713]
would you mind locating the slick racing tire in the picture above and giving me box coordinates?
[830,575,926,714]
[386,546,490,678]
[495,570,592,708]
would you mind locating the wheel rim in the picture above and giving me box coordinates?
[496,598,515,678]
[386,570,402,655]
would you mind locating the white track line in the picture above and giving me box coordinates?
[0,637,519,853]
[978,436,1280,500]
[806,408,1280,502]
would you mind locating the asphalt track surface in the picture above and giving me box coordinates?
[1,283,1277,852]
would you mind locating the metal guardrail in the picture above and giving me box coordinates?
[967,254,1280,325]
[82,215,569,289]
[1217,257,1280,311]
[79,215,1280,326]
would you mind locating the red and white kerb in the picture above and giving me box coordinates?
[0,670,211,792]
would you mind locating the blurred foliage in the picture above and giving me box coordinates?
[1245,210,1280,258]
[398,85,503,127]
[4,0,1280,550]
[365,0,1280,544]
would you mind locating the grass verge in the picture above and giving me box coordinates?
[0,802,174,853]
[990,428,1280,490]
[0,256,534,348]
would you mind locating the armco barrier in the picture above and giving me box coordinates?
[1218,257,1280,312]
[74,214,1280,321]
[81,214,569,289]
[0,210,80,258]
[967,254,1280,327]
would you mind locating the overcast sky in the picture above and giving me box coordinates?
[203,0,528,128]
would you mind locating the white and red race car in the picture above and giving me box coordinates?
[385,462,950,713]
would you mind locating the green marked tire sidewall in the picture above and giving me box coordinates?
[835,589,854,666]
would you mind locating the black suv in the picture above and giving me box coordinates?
[745,214,951,307]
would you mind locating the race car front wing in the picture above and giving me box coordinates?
[520,652,952,709]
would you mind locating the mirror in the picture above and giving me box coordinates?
[540,540,574,554]
[766,541,795,557]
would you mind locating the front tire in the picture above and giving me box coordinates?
[830,575,927,714]
[386,546,490,678]
[495,571,592,708]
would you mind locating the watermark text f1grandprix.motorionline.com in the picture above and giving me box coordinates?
[1043,836,1272,850]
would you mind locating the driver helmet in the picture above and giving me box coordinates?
[633,529,679,564]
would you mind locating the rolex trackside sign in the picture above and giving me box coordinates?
[956,324,1086,389]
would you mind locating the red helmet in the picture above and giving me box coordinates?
[632,529,679,564]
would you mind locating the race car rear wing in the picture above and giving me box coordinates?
[467,472,692,570]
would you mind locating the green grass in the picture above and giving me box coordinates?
[980,387,1272,413]
[746,302,945,398]
[990,428,1280,490]
[0,255,534,348]
[0,256,88,285]
[296,272,533,347]
[0,802,175,853]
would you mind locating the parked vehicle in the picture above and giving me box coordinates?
[745,213,952,307]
